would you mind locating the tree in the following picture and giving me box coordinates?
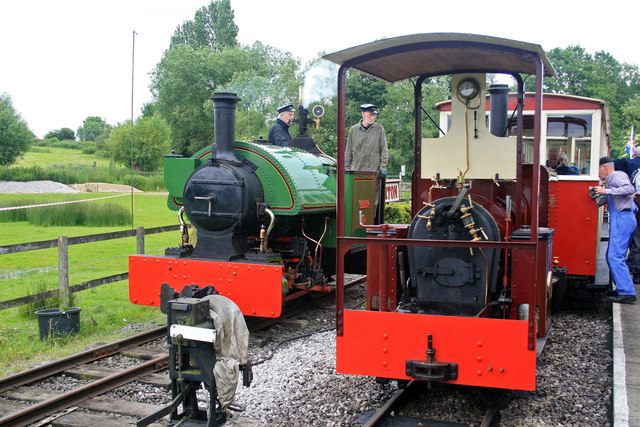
[77,116,110,141]
[170,0,238,51]
[45,129,75,140]
[545,46,640,154]
[0,93,32,166]
[622,95,640,134]
[106,114,171,172]
[151,42,299,155]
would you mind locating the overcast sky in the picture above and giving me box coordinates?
[1,0,638,139]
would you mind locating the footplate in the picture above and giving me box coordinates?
[406,359,458,381]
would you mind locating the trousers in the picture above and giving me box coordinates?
[607,207,637,296]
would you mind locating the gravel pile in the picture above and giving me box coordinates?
[0,180,78,193]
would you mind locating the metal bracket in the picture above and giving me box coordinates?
[406,359,458,381]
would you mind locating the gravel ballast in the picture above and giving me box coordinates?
[16,284,611,426]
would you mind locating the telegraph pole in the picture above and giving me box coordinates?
[130,30,137,229]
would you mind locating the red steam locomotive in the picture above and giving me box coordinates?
[325,33,608,391]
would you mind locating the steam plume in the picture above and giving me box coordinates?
[302,61,338,108]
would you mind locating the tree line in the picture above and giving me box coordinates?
[1,0,639,172]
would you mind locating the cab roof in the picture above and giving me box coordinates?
[323,33,556,83]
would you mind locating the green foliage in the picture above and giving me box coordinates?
[0,93,33,166]
[28,146,51,153]
[0,199,130,226]
[622,95,640,135]
[0,164,165,192]
[106,115,171,172]
[385,202,412,224]
[544,46,640,155]
[37,140,84,150]
[77,116,110,142]
[170,0,238,51]
[45,128,75,141]
[81,144,97,155]
[152,42,299,155]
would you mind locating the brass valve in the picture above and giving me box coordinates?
[259,225,266,252]
[419,203,436,231]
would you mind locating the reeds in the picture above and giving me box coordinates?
[0,199,131,226]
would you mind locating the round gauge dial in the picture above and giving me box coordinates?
[458,78,480,100]
[312,105,325,118]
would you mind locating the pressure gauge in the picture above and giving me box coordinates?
[457,78,479,100]
[312,105,324,118]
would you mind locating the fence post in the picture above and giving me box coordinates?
[58,235,69,308]
[136,226,145,254]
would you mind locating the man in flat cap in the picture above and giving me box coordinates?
[594,156,637,303]
[346,104,389,222]
[268,104,295,147]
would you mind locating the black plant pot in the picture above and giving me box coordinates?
[35,307,81,340]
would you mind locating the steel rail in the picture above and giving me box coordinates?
[0,356,169,426]
[363,383,506,427]
[0,326,166,394]
[363,380,416,427]
[247,276,366,330]
[0,276,367,425]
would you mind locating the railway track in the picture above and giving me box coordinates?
[359,382,507,427]
[0,276,366,426]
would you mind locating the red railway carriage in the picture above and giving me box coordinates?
[325,33,595,391]
[437,93,609,288]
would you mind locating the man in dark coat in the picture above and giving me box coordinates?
[268,104,295,147]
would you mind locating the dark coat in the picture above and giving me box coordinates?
[268,119,291,147]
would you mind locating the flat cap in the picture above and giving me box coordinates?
[360,104,378,113]
[599,156,613,166]
[277,104,295,113]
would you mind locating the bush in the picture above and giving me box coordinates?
[49,141,83,150]
[81,145,97,155]
[385,202,412,224]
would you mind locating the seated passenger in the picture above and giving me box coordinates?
[558,152,580,175]
[546,148,561,170]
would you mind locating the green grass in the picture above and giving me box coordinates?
[12,145,112,168]
[0,193,179,376]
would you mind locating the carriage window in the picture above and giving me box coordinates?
[546,115,592,175]
[508,113,593,174]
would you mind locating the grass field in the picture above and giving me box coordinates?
[0,190,179,376]
[12,145,112,168]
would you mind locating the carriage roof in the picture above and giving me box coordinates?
[323,33,556,83]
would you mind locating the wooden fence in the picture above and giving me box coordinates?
[0,225,179,310]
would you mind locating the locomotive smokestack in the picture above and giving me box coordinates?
[210,92,241,163]
[489,84,509,137]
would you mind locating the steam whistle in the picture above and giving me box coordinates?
[290,86,322,154]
